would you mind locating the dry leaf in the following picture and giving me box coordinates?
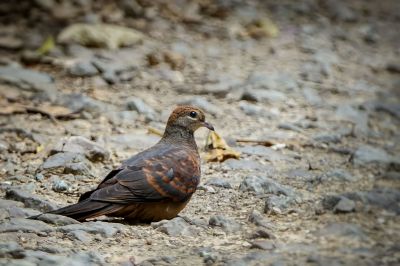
[204,131,240,162]
[37,36,55,55]
[58,23,144,50]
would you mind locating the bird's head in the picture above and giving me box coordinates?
[166,105,214,133]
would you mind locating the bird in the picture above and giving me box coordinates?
[44,105,214,223]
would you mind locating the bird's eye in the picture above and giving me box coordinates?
[189,111,197,118]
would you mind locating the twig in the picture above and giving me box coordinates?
[236,139,275,147]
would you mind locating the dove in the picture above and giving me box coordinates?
[43,105,214,223]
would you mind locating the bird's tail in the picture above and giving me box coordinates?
[30,200,123,222]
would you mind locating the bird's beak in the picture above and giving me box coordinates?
[202,121,214,131]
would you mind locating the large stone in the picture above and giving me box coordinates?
[51,136,110,162]
[5,189,59,212]
[344,188,400,214]
[264,195,296,214]
[34,213,80,226]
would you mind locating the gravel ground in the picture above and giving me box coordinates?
[0,0,399,265]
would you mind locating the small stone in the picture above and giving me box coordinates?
[0,241,24,258]
[250,227,276,239]
[239,176,294,196]
[126,97,157,121]
[68,230,92,243]
[51,136,110,162]
[35,173,45,181]
[239,101,264,116]
[242,89,286,103]
[315,223,367,239]
[0,218,54,233]
[35,213,80,226]
[264,195,295,214]
[179,97,221,116]
[334,197,355,213]
[41,152,92,175]
[335,104,368,135]
[5,189,59,212]
[302,87,321,106]
[209,215,241,233]
[151,217,198,237]
[250,240,275,250]
[52,179,69,192]
[223,159,271,172]
[69,61,98,77]
[353,145,391,166]
[58,221,124,237]
[7,207,41,218]
[204,178,232,189]
[248,210,270,228]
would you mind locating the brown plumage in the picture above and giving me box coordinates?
[47,105,214,223]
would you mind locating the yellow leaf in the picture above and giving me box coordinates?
[36,145,44,153]
[37,36,55,55]
[204,131,240,162]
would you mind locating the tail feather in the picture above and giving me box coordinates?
[47,200,123,222]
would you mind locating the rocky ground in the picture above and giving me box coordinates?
[0,0,399,265]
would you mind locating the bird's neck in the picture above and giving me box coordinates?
[160,125,197,148]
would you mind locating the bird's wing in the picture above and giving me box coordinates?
[88,147,200,204]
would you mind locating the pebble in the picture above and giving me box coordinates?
[41,152,92,175]
[239,175,294,196]
[334,197,356,213]
[250,240,275,250]
[58,221,124,237]
[151,217,198,237]
[353,145,391,166]
[126,97,157,121]
[204,178,232,189]
[264,195,296,214]
[68,61,98,77]
[223,159,272,172]
[35,213,80,226]
[248,210,271,228]
[51,136,110,162]
[5,189,59,212]
[0,218,54,233]
[209,215,241,233]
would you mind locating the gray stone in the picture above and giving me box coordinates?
[209,215,241,233]
[0,199,24,209]
[248,210,270,228]
[68,230,92,243]
[242,89,286,103]
[69,61,98,77]
[250,240,275,250]
[326,169,357,182]
[236,146,287,161]
[0,241,24,258]
[197,247,219,264]
[224,251,284,266]
[52,179,70,192]
[21,250,104,266]
[7,207,41,218]
[204,178,232,189]
[353,145,391,165]
[247,71,298,91]
[334,197,355,213]
[0,66,54,92]
[223,159,271,172]
[238,102,264,116]
[375,102,400,119]
[105,134,159,151]
[41,152,92,175]
[313,133,342,144]
[179,97,221,116]
[126,98,157,121]
[151,217,198,237]
[0,218,54,233]
[239,176,294,196]
[300,62,327,83]
[277,123,303,132]
[35,213,80,226]
[336,104,369,135]
[5,189,59,212]
[250,227,276,239]
[58,221,124,237]
[344,188,400,214]
[325,0,357,22]
[264,195,296,214]
[302,87,322,106]
[58,93,110,114]
[51,136,110,162]
[106,111,138,126]
[315,223,366,239]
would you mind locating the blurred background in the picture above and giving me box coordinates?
[0,0,399,265]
